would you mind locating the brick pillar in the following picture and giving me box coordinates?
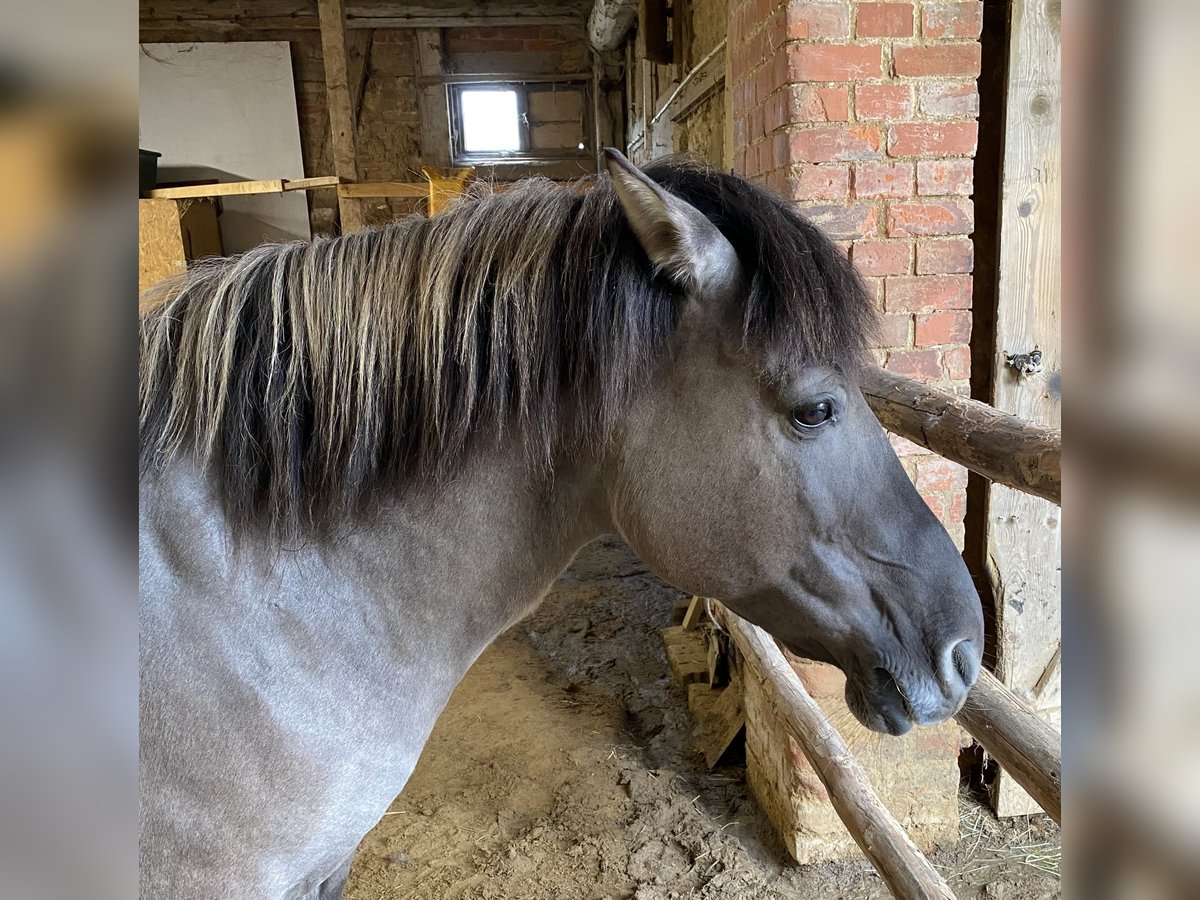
[726,0,984,862]
[729,0,982,547]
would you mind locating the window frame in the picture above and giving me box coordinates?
[448,80,592,166]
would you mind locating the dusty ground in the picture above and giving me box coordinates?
[345,537,1060,900]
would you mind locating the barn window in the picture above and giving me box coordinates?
[450,81,590,164]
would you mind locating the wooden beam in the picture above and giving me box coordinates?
[140,1,592,25]
[414,28,451,168]
[716,606,956,900]
[337,182,428,199]
[147,179,287,199]
[417,72,593,86]
[955,669,1061,824]
[858,365,1061,505]
[283,175,342,190]
[347,15,585,28]
[318,0,366,232]
[984,0,1063,817]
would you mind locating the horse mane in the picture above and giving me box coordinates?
[139,159,875,537]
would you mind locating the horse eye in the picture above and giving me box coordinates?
[791,400,834,430]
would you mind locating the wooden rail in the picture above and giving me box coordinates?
[954,670,1061,824]
[716,606,957,900]
[859,366,1061,505]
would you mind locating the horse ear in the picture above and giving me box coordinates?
[603,148,739,296]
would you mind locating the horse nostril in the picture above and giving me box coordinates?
[945,638,981,691]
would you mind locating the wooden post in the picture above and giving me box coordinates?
[318,0,367,232]
[717,607,957,900]
[858,365,1061,505]
[954,669,1061,824]
[415,28,451,168]
[985,0,1062,816]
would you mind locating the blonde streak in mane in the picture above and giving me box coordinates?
[389,219,423,436]
[301,242,333,470]
[452,196,509,424]
[159,279,206,464]
[192,256,249,459]
[351,232,387,464]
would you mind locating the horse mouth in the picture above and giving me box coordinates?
[780,640,915,736]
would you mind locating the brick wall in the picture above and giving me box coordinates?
[728,0,981,545]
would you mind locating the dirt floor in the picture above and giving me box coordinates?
[345,537,1060,900]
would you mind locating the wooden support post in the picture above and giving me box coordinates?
[415,28,451,168]
[318,0,367,232]
[954,669,1061,824]
[859,365,1061,505]
[717,606,957,900]
[984,0,1062,817]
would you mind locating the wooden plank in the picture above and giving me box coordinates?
[337,181,427,199]
[681,595,705,630]
[421,166,473,215]
[688,679,745,768]
[147,179,286,199]
[954,669,1061,824]
[318,0,366,232]
[661,626,709,686]
[416,72,593,86]
[717,607,956,900]
[414,28,451,168]
[347,15,585,28]
[859,365,1061,504]
[139,199,186,295]
[985,0,1062,817]
[283,175,343,190]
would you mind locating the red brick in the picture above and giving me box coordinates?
[915,310,972,345]
[876,313,913,347]
[922,2,984,39]
[918,81,980,117]
[888,121,978,157]
[886,348,943,380]
[852,240,911,276]
[916,238,974,273]
[788,43,883,82]
[887,198,973,236]
[884,274,973,311]
[917,158,974,195]
[916,457,969,492]
[893,43,982,77]
[855,83,913,120]
[786,1,851,39]
[944,344,971,379]
[797,202,879,239]
[789,163,851,200]
[787,84,850,123]
[857,2,915,38]
[853,161,913,198]
[789,125,882,162]
[791,658,846,700]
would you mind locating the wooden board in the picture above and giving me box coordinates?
[139,199,186,295]
[661,626,709,686]
[687,679,745,768]
[283,175,343,190]
[986,0,1062,817]
[147,179,287,200]
[318,0,366,232]
[338,181,428,199]
[415,28,452,168]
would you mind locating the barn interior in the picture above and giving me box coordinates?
[137,2,1062,897]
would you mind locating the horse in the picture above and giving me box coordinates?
[139,150,983,899]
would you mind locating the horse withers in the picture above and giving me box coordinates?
[139,150,982,898]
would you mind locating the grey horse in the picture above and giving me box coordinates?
[139,150,982,898]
